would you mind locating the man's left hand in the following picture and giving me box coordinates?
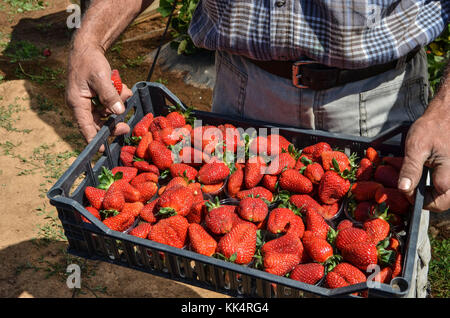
[398,93,450,212]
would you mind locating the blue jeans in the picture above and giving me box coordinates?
[211,49,431,297]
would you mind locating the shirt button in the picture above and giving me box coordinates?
[275,0,286,7]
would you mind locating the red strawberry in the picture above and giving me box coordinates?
[351,201,375,222]
[132,113,154,137]
[102,183,125,211]
[170,163,198,181]
[121,145,136,155]
[197,161,230,185]
[85,186,105,210]
[340,241,378,271]
[81,206,101,223]
[303,162,324,184]
[337,219,354,231]
[387,237,401,252]
[321,202,340,220]
[148,215,189,248]
[365,147,381,166]
[227,164,244,197]
[166,111,186,129]
[373,267,393,284]
[262,174,278,193]
[130,172,159,187]
[188,223,218,257]
[321,150,351,172]
[218,123,242,153]
[158,184,194,217]
[363,217,390,245]
[290,263,325,285]
[266,207,296,235]
[134,181,158,203]
[390,252,402,278]
[140,199,159,224]
[238,197,268,223]
[289,194,325,216]
[325,262,367,290]
[382,156,403,171]
[266,134,293,156]
[201,182,225,195]
[190,125,222,153]
[129,222,152,239]
[111,166,138,183]
[266,152,296,175]
[244,156,267,188]
[278,169,313,194]
[111,180,141,203]
[356,158,373,181]
[205,204,239,235]
[286,214,305,239]
[341,241,394,271]
[160,127,183,146]
[135,132,153,159]
[187,200,207,224]
[374,187,410,215]
[263,253,301,276]
[149,116,172,142]
[178,146,210,166]
[110,69,122,95]
[374,165,399,188]
[121,201,144,217]
[188,182,204,203]
[302,142,332,162]
[350,181,384,202]
[133,161,159,174]
[217,222,257,264]
[236,186,273,202]
[261,233,304,276]
[103,211,135,232]
[335,227,371,251]
[302,231,334,263]
[318,171,350,204]
[148,140,174,170]
[294,154,313,171]
[303,209,330,240]
[248,136,268,156]
[120,149,134,167]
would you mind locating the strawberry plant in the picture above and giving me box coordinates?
[426,23,450,96]
[158,0,201,55]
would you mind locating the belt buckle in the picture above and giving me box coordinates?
[292,60,319,88]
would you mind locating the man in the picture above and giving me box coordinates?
[66,0,450,297]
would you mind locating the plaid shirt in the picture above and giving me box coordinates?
[188,0,450,69]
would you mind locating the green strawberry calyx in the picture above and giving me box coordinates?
[205,196,222,212]
[97,166,123,190]
[99,209,120,220]
[214,252,237,263]
[157,207,177,217]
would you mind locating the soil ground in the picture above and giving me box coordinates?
[0,0,448,299]
[0,0,222,298]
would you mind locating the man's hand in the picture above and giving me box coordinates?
[398,67,450,212]
[66,46,132,145]
[65,0,154,147]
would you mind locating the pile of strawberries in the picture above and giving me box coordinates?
[81,105,411,296]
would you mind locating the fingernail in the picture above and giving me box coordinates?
[112,102,124,114]
[399,178,412,191]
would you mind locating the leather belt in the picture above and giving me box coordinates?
[246,47,420,90]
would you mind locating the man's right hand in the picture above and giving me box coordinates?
[66,45,133,146]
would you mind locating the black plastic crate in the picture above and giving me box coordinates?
[47,82,427,298]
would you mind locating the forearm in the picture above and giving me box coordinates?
[72,0,154,52]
